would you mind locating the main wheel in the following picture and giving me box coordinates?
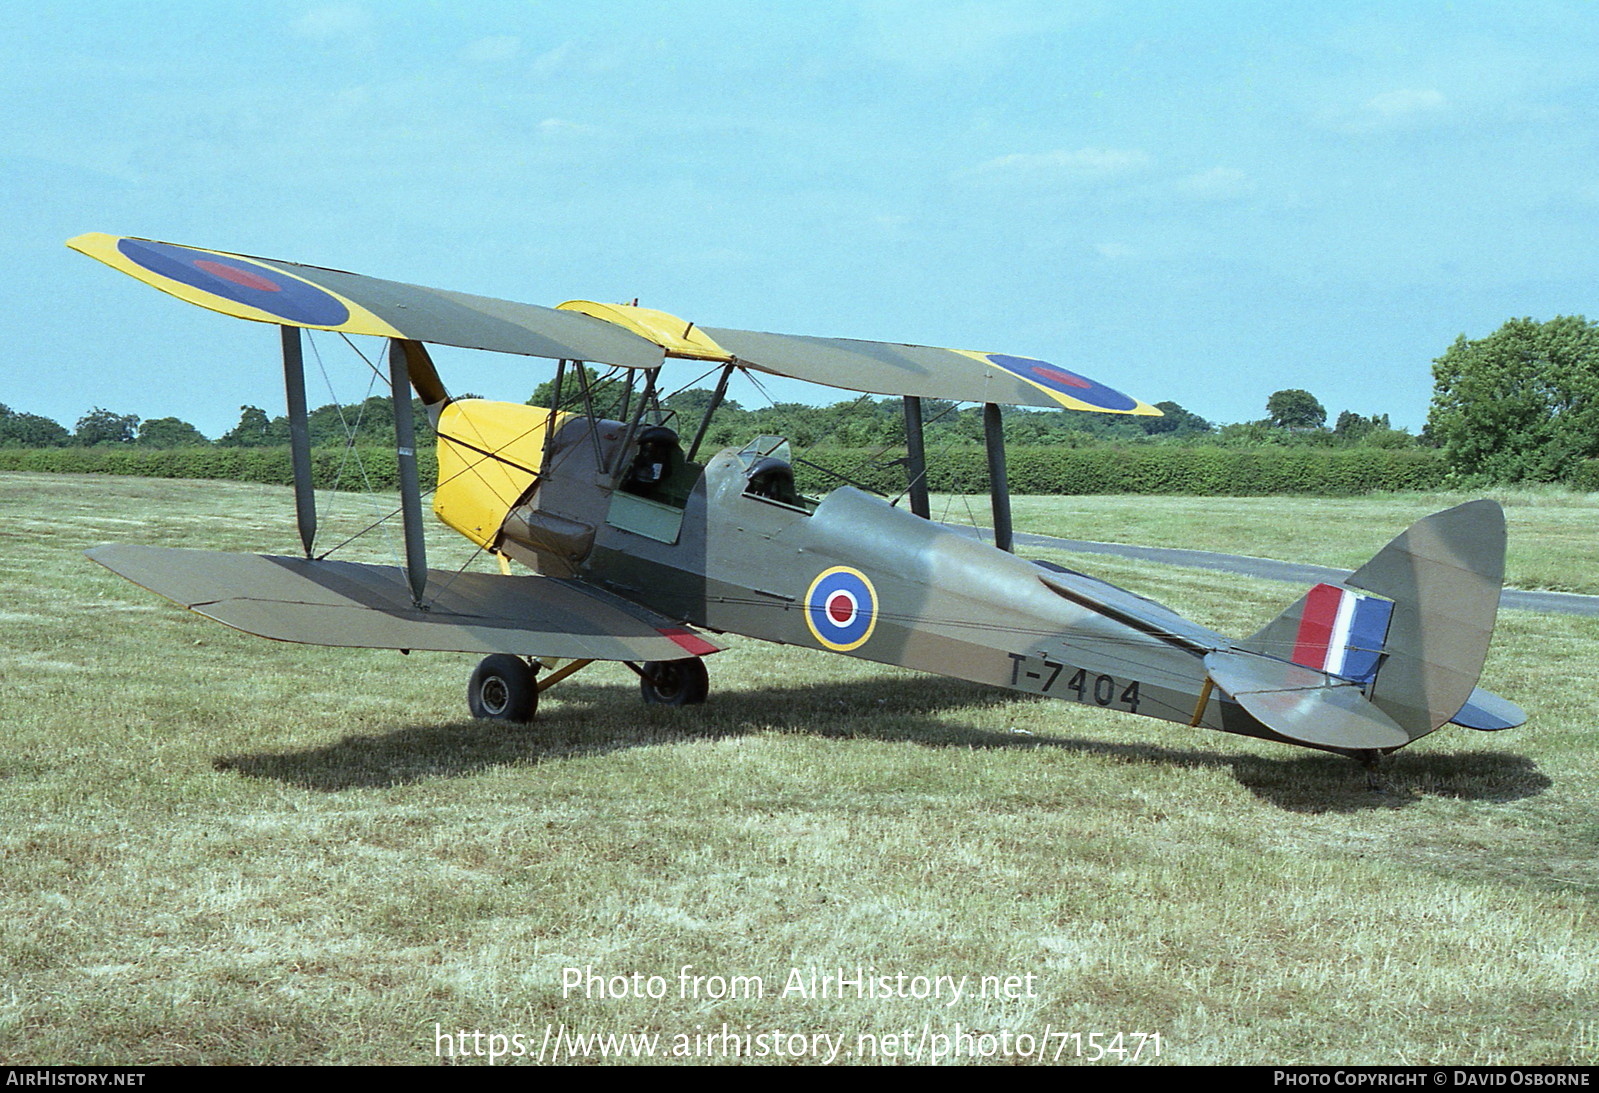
[468,654,538,722]
[639,658,709,706]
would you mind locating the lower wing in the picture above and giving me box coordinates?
[87,544,721,662]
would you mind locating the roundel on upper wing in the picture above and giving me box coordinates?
[985,353,1138,412]
[116,238,350,327]
[804,566,878,652]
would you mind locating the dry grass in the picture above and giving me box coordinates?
[1,473,1595,1065]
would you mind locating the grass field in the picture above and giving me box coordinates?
[2,472,1596,1066]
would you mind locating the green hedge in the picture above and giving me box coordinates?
[0,443,1449,496]
[0,446,439,491]
[797,446,1449,496]
[1569,460,1599,493]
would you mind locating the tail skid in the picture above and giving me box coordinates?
[1214,500,1522,750]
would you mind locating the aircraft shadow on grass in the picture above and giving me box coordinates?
[213,675,1549,813]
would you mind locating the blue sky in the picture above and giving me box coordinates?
[6,1,1598,437]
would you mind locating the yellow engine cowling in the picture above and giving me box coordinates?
[434,401,570,550]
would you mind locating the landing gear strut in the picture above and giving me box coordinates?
[1358,749,1388,792]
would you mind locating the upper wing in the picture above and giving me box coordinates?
[86,544,721,661]
[67,233,665,368]
[71,232,1156,414]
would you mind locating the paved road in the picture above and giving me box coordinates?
[969,527,1599,618]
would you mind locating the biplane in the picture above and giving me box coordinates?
[69,232,1525,776]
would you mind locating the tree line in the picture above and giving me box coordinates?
[0,396,432,450]
[0,388,1404,454]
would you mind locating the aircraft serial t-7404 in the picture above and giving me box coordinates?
[69,233,1525,779]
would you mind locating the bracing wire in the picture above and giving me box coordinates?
[306,331,404,573]
[659,363,722,405]
[291,338,634,607]
[888,397,960,509]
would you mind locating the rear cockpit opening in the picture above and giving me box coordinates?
[735,437,817,513]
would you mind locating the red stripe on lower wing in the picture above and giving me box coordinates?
[658,628,718,657]
[1291,583,1343,670]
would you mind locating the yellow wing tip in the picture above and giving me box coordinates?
[66,231,122,259]
[67,232,405,339]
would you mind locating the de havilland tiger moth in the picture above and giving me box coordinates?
[67,232,1526,778]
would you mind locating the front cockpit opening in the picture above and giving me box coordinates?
[624,425,679,489]
[620,425,699,509]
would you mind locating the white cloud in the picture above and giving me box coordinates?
[292,4,373,42]
[1175,166,1254,201]
[966,147,1153,183]
[537,118,588,136]
[1323,87,1449,133]
[460,36,521,64]
[858,1,1102,72]
[1364,88,1447,119]
[526,40,636,80]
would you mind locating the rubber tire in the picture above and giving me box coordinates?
[468,654,538,723]
[639,658,709,706]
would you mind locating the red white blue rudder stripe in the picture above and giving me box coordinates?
[1290,583,1394,684]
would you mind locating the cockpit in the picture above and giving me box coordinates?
[619,425,694,508]
[735,437,816,513]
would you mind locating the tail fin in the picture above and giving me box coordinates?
[1233,500,1509,745]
